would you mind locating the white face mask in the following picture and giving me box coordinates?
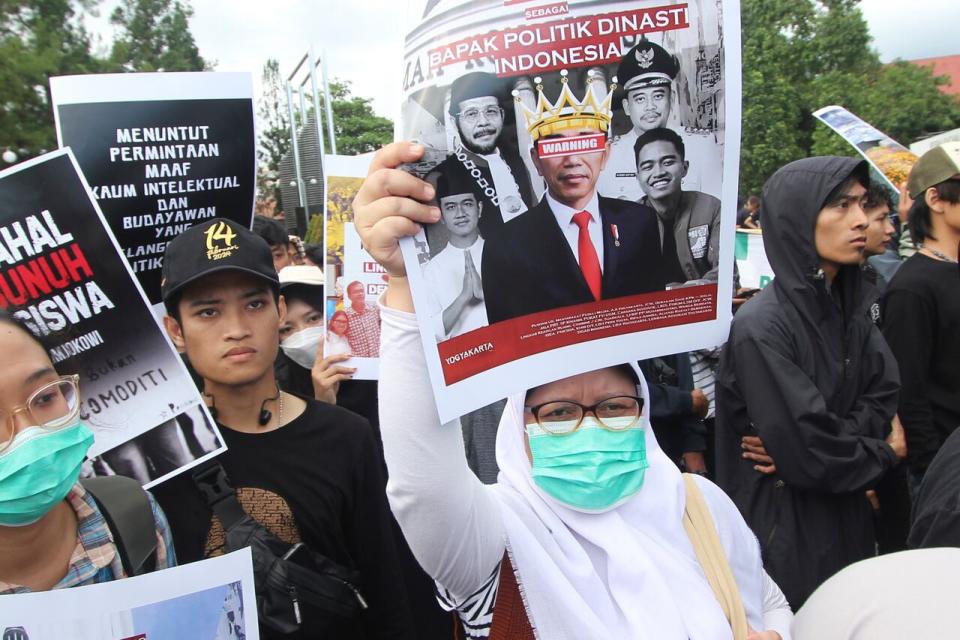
[280,326,325,369]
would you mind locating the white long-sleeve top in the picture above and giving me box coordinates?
[378,301,792,639]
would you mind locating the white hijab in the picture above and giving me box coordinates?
[490,364,762,639]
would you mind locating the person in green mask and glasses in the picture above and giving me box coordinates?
[353,142,793,640]
[0,310,175,593]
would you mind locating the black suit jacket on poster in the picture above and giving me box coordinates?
[481,195,665,324]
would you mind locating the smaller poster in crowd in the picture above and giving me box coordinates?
[324,154,381,380]
[734,229,773,290]
[0,149,225,488]
[50,72,257,306]
[397,0,742,421]
[0,549,258,640]
[813,105,919,191]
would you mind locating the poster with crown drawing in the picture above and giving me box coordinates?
[398,0,741,422]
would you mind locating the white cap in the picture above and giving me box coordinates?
[278,265,325,288]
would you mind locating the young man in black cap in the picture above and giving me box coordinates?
[882,142,960,492]
[152,218,416,639]
[430,71,535,238]
[421,173,488,340]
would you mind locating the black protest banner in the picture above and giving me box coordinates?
[0,149,225,487]
[50,72,256,304]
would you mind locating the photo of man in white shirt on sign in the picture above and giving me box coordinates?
[421,174,488,341]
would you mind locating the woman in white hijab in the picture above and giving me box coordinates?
[355,143,792,640]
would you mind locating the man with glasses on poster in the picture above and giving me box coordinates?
[431,72,535,238]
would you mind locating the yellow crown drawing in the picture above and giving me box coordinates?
[514,70,616,142]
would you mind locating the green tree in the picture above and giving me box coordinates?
[739,0,960,195]
[0,0,105,162]
[320,79,393,156]
[109,0,206,72]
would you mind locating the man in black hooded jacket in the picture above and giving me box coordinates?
[715,157,907,609]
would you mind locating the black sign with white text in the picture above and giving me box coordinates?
[51,73,256,303]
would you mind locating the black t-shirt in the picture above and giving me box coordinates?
[153,400,415,639]
[881,253,960,469]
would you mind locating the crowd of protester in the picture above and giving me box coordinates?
[0,137,957,640]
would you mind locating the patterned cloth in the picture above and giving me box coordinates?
[345,303,381,357]
[0,483,175,594]
[437,562,500,639]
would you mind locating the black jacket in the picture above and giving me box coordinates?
[481,195,664,324]
[909,427,960,549]
[714,157,900,609]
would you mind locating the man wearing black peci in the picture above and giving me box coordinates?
[481,75,665,325]
[431,72,535,238]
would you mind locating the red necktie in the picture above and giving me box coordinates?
[572,211,602,301]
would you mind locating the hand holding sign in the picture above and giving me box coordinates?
[353,143,441,280]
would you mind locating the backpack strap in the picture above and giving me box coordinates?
[80,476,158,577]
[681,473,749,640]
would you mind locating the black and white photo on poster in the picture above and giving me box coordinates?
[0,149,225,488]
[50,72,256,305]
[82,403,222,488]
[399,0,741,421]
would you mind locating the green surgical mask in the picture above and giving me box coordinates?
[527,417,649,512]
[0,421,94,527]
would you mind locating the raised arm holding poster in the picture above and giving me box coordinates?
[324,154,381,380]
[0,549,258,640]
[49,72,256,306]
[399,0,741,421]
[0,149,225,488]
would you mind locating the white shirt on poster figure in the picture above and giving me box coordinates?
[480,148,528,222]
[421,191,489,341]
[545,190,605,272]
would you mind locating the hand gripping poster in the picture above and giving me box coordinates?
[399,0,742,421]
[324,154,382,380]
[0,549,258,640]
[0,149,225,488]
[49,72,256,306]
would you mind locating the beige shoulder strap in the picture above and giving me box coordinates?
[682,473,749,640]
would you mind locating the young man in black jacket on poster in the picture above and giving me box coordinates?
[714,157,907,609]
[152,218,415,639]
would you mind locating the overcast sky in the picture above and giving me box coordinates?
[83,0,959,122]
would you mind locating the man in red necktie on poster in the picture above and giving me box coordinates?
[481,72,666,324]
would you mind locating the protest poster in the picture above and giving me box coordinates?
[398,0,742,420]
[0,149,225,488]
[325,154,381,379]
[50,72,256,306]
[0,548,258,640]
[813,105,918,191]
[735,229,773,290]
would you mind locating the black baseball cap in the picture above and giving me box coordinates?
[161,217,279,303]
